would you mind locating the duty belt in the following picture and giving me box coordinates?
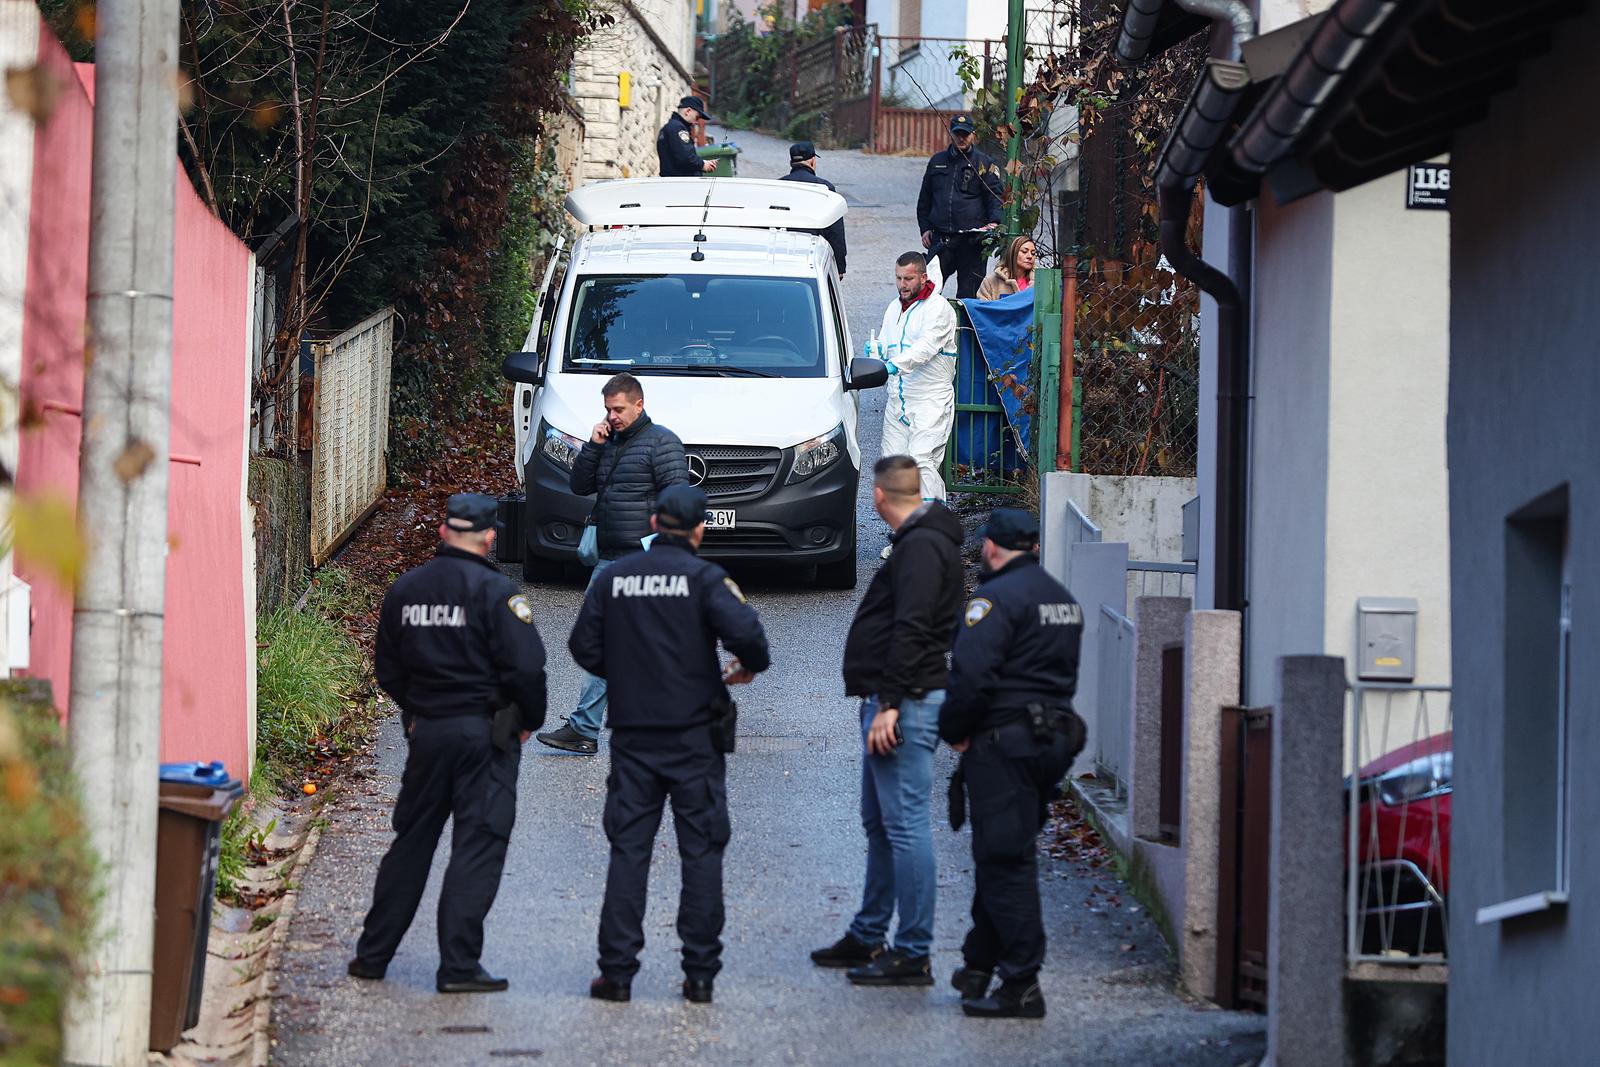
[974,703,1076,747]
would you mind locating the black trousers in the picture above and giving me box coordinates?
[355,715,519,981]
[598,726,730,982]
[935,231,989,299]
[959,719,1081,983]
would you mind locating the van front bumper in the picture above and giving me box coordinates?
[522,446,858,566]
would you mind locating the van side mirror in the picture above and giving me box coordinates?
[845,357,888,391]
[502,350,544,386]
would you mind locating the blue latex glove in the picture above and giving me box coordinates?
[884,361,900,376]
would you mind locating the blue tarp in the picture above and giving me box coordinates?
[952,287,1036,474]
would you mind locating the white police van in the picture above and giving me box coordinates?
[501,178,888,588]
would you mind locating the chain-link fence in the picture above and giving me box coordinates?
[1009,5,1206,477]
[1073,246,1201,477]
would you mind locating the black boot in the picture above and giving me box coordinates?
[810,932,886,969]
[961,977,1046,1019]
[589,975,631,1002]
[682,977,714,1004]
[950,966,992,1001]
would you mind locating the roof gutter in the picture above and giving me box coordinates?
[1120,0,1256,62]
[1227,0,1399,174]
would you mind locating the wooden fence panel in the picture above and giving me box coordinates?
[875,107,964,155]
[310,308,394,564]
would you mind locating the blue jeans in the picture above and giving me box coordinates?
[848,691,942,958]
[567,559,614,739]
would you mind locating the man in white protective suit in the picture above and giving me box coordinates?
[870,251,959,505]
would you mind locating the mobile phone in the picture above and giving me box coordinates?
[892,721,904,747]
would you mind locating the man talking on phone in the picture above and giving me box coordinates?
[537,372,687,754]
[811,455,963,986]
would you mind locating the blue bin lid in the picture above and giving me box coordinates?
[159,760,234,787]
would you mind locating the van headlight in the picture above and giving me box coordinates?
[789,425,846,483]
[541,422,584,471]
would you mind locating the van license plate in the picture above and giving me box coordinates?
[707,509,736,529]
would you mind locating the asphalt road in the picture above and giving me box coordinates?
[272,128,1265,1067]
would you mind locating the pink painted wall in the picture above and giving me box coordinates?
[16,23,254,783]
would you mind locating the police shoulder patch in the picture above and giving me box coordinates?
[506,594,535,624]
[678,129,691,143]
[723,577,747,604]
[964,597,993,627]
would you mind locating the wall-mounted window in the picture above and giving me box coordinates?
[1478,485,1571,924]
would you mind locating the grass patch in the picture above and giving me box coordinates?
[219,564,382,901]
[256,573,367,788]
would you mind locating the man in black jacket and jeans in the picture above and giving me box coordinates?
[812,455,965,986]
[537,373,688,754]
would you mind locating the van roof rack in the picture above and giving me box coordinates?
[566,177,846,232]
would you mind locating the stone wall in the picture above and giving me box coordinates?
[571,0,696,182]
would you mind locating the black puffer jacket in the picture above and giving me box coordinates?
[570,414,688,559]
[841,502,965,709]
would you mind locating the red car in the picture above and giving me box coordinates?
[1346,732,1451,956]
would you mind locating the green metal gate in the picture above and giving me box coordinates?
[942,267,1067,494]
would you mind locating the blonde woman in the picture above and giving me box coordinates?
[976,236,1037,301]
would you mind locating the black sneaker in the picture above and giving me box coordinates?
[810,933,886,969]
[436,968,509,994]
[536,722,598,754]
[961,977,1046,1019]
[951,966,992,1000]
[847,947,934,986]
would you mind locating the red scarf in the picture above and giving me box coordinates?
[900,278,935,310]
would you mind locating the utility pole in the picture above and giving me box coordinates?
[1001,0,1025,235]
[62,0,181,1063]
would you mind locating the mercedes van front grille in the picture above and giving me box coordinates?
[684,445,783,499]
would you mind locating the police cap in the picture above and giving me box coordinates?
[789,140,818,164]
[446,492,498,532]
[949,113,976,134]
[977,507,1039,550]
[678,95,712,120]
[656,483,711,532]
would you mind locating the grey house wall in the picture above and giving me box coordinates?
[1447,10,1600,1064]
[1243,190,1334,706]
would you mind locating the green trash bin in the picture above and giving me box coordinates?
[696,143,739,177]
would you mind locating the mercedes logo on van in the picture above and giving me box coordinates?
[686,454,708,487]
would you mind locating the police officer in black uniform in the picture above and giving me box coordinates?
[657,96,718,177]
[779,140,847,277]
[348,493,547,994]
[939,508,1086,1019]
[915,113,1004,298]
[568,484,770,1006]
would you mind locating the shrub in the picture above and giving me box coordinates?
[0,681,96,1067]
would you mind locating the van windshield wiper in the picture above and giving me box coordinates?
[639,364,782,378]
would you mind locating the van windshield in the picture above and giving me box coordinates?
[563,274,828,379]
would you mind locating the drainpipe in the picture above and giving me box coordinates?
[1146,10,1255,624]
